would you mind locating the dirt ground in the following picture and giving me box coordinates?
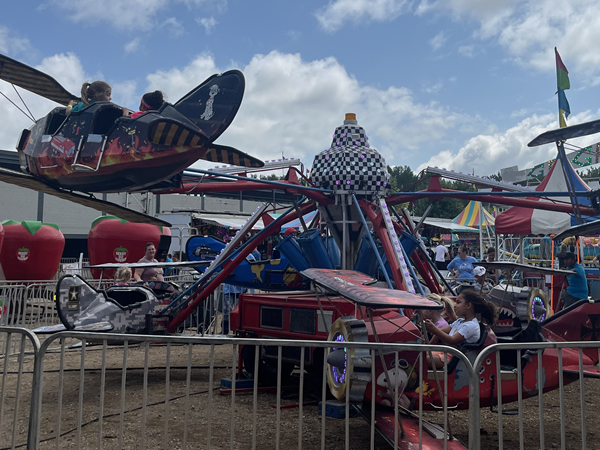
[1,336,599,450]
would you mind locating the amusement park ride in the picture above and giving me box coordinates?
[4,52,600,447]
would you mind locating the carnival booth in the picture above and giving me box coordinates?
[0,220,65,281]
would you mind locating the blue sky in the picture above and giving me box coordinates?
[2,0,600,177]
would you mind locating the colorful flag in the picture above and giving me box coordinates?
[555,47,570,128]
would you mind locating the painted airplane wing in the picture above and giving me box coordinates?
[0,167,171,226]
[563,364,600,379]
[203,143,264,168]
[0,53,79,106]
[356,405,467,449]
[32,322,113,334]
[87,261,201,269]
[477,261,575,276]
[528,118,600,147]
[552,219,600,241]
[302,268,443,310]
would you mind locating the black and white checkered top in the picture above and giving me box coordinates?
[310,117,390,195]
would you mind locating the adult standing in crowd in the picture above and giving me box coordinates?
[133,242,164,282]
[434,240,449,270]
[447,245,478,280]
[540,235,553,267]
[559,252,588,309]
[482,247,496,262]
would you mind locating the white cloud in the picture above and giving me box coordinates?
[142,51,468,168]
[418,0,600,82]
[48,0,226,32]
[429,31,447,51]
[196,17,218,34]
[315,0,411,32]
[416,109,599,176]
[0,26,31,55]
[124,38,141,54]
[423,82,442,94]
[160,17,185,36]
[458,45,475,58]
[182,0,227,14]
[48,0,170,31]
[287,30,302,41]
[0,50,481,176]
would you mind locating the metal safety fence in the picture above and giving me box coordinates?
[0,282,58,331]
[2,326,599,449]
[472,340,600,450]
[4,329,475,450]
[0,327,41,450]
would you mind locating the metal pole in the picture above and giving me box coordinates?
[556,141,583,224]
[342,196,347,269]
[36,192,44,222]
[479,202,484,260]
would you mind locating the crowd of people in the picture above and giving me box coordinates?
[430,235,591,311]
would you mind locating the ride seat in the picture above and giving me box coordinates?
[91,105,124,135]
[446,322,488,373]
[46,108,68,135]
[499,319,546,371]
[105,287,152,310]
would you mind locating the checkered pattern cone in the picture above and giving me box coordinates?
[310,113,390,195]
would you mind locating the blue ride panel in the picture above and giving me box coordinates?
[353,234,382,277]
[296,229,335,269]
[399,231,420,257]
[276,234,310,271]
[186,236,307,290]
[326,236,341,269]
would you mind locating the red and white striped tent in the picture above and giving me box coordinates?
[495,156,590,235]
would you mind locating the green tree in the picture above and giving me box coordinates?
[387,166,477,219]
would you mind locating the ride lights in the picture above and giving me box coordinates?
[327,318,371,402]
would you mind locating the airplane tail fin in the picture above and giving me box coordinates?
[55,275,106,330]
[173,70,245,143]
[543,299,600,363]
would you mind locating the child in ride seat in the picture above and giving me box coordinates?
[114,266,132,286]
[424,290,496,368]
[66,81,130,116]
[131,91,165,119]
[423,294,457,329]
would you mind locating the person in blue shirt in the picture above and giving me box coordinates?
[447,246,478,280]
[164,253,173,277]
[560,252,588,309]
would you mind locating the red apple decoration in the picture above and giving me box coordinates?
[88,216,171,279]
[0,220,65,281]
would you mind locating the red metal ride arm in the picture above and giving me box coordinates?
[166,202,316,332]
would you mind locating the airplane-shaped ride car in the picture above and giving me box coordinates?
[0,53,263,225]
